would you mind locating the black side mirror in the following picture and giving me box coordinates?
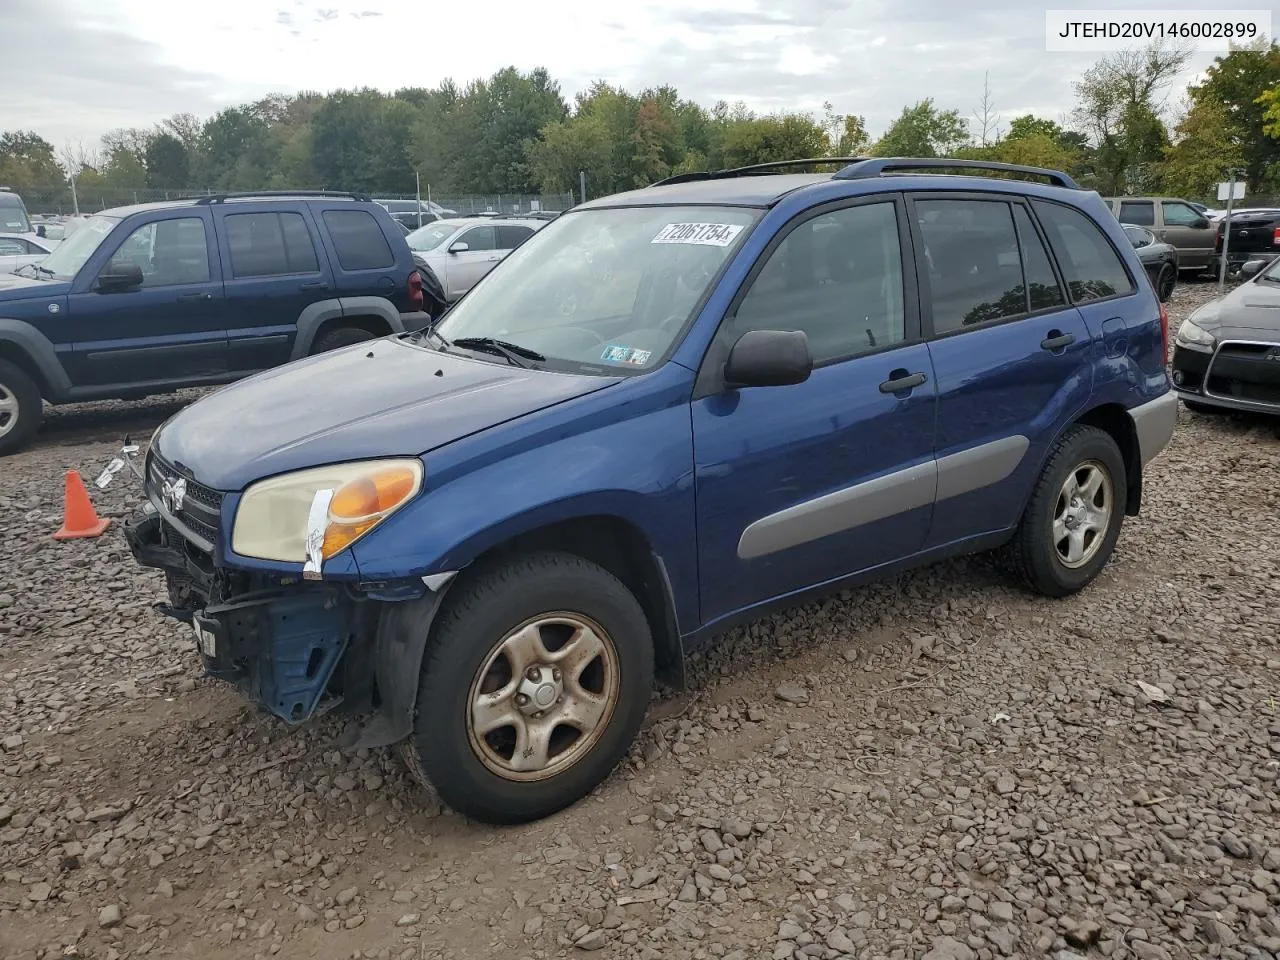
[1241,259,1265,279]
[724,329,812,388]
[97,262,144,292]
[36,224,47,238]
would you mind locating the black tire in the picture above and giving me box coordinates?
[1006,425,1127,598]
[310,326,377,355]
[1155,262,1176,302]
[1182,399,1226,415]
[403,552,654,824]
[0,358,43,456]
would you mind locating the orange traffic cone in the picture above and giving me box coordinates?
[53,470,111,540]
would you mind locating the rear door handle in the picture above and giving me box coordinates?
[879,371,928,394]
[487,256,502,262]
[177,292,212,302]
[1041,331,1075,351]
[299,280,329,291]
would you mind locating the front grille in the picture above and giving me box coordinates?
[1204,341,1280,407]
[147,451,225,549]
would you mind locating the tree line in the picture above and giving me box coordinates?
[2,40,1278,212]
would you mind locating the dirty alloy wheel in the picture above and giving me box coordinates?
[1007,424,1127,598]
[1155,262,1177,302]
[403,552,654,824]
[310,326,377,355]
[0,358,42,456]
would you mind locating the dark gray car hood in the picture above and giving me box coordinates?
[1189,279,1280,340]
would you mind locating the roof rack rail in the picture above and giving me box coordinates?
[834,157,1079,189]
[192,190,371,204]
[650,157,870,188]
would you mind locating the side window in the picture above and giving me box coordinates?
[458,226,497,251]
[496,225,533,249]
[1161,201,1203,226]
[1032,200,1135,304]
[1118,201,1155,226]
[916,199,1025,333]
[1011,206,1066,312]
[226,212,320,278]
[0,238,28,256]
[321,210,394,271]
[108,217,210,287]
[733,202,906,363]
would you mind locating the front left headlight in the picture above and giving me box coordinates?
[232,459,423,563]
[1175,318,1216,352]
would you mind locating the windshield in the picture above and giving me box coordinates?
[1258,257,1280,282]
[0,195,31,233]
[38,216,118,279]
[434,205,759,374]
[406,222,461,252]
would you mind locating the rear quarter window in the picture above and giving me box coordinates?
[1031,201,1135,304]
[322,209,395,271]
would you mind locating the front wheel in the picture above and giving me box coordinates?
[1006,425,1127,598]
[403,552,654,824]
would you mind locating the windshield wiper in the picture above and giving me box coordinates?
[29,264,56,277]
[449,337,545,368]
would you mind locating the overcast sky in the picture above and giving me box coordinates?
[5,0,1223,150]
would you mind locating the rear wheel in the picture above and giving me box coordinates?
[1006,425,1126,598]
[402,552,654,824]
[310,326,377,355]
[0,359,43,456]
[1155,262,1176,301]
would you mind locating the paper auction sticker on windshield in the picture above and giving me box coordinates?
[651,222,744,247]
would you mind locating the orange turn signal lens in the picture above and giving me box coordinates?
[321,463,421,558]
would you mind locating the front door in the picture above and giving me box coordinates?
[908,194,1096,548]
[692,197,938,627]
[63,213,227,389]
[443,224,501,299]
[1159,200,1215,269]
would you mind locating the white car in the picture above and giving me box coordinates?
[405,216,546,302]
[0,233,57,274]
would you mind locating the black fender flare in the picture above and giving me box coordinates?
[290,297,407,360]
[0,318,71,400]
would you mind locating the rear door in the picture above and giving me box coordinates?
[63,211,227,388]
[314,205,402,303]
[1159,200,1214,268]
[213,205,334,372]
[910,193,1094,548]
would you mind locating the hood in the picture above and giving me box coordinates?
[154,336,621,490]
[1189,279,1280,340]
[0,273,70,298]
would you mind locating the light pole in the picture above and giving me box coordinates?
[1218,167,1246,295]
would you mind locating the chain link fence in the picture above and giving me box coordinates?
[19,184,577,217]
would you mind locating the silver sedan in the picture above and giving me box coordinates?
[0,233,57,275]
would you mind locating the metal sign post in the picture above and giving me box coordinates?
[1217,171,1246,294]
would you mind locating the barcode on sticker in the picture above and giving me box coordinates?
[651,223,744,247]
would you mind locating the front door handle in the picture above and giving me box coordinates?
[879,371,928,394]
[177,292,212,302]
[487,255,502,262]
[1041,331,1075,351]
[299,280,330,291]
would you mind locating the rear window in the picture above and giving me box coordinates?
[322,209,394,271]
[0,193,31,233]
[1118,200,1155,226]
[1032,200,1135,304]
[226,212,319,278]
[496,225,535,249]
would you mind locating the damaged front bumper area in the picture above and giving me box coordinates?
[124,504,444,746]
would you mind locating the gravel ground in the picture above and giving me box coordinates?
[2,277,1278,960]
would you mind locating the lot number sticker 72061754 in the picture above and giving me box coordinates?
[651,222,744,246]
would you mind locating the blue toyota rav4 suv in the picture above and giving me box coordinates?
[126,158,1177,824]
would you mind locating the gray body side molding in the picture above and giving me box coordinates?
[0,317,72,400]
[288,297,406,362]
[737,435,1030,561]
[1127,391,1177,465]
